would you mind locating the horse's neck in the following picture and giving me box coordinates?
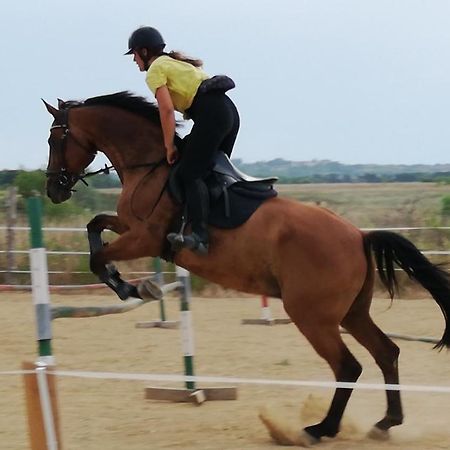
[78,107,166,179]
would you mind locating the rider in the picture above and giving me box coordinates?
[126,26,240,255]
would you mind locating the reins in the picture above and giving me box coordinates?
[78,164,114,186]
[80,159,168,186]
[129,157,170,221]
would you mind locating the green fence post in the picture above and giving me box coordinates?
[153,257,166,322]
[176,266,195,390]
[26,196,54,365]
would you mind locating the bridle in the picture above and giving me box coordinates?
[46,106,169,197]
[46,109,113,190]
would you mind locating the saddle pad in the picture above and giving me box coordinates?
[208,186,277,229]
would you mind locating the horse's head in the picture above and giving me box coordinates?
[43,99,97,204]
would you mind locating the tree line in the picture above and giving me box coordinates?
[1,168,450,190]
[1,169,449,220]
[278,172,450,184]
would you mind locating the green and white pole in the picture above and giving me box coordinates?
[153,257,166,322]
[27,197,54,365]
[25,197,60,450]
[176,265,195,390]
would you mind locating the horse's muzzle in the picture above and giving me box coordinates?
[46,177,73,204]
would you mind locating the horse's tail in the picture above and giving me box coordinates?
[364,230,450,350]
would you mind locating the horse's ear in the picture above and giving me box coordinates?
[42,99,59,117]
[57,98,66,109]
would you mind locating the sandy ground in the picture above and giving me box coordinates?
[1,292,450,450]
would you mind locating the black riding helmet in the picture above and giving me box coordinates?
[125,27,165,55]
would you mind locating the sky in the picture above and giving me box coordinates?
[1,0,450,170]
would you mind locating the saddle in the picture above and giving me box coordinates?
[168,152,278,229]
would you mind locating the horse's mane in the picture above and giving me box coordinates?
[64,91,162,126]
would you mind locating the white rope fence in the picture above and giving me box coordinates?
[2,225,449,260]
[2,249,450,256]
[2,368,450,394]
[1,225,449,277]
[5,226,450,232]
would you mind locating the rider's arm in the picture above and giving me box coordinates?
[155,85,178,165]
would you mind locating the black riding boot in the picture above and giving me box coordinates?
[168,178,210,255]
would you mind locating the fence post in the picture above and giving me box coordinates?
[176,265,196,391]
[135,258,179,329]
[145,265,237,402]
[27,196,54,364]
[153,257,167,321]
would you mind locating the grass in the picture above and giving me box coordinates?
[1,182,449,288]
[278,182,449,228]
[278,182,450,253]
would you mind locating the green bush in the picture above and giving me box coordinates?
[0,170,19,188]
[14,170,46,197]
[71,184,118,212]
[43,197,85,219]
[442,195,450,217]
[12,169,118,219]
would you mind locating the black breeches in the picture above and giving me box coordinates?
[177,91,240,184]
[176,91,239,237]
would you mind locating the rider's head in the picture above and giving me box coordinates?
[125,27,166,71]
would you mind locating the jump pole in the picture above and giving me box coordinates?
[135,257,179,329]
[22,196,63,450]
[242,295,292,325]
[145,266,237,403]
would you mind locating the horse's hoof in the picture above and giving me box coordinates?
[367,426,390,441]
[298,430,320,447]
[137,279,163,300]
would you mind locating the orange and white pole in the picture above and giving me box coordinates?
[260,296,273,321]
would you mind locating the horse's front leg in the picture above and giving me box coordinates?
[86,214,161,301]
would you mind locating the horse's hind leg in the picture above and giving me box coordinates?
[342,308,403,438]
[291,319,363,443]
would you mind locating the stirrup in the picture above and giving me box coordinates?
[167,206,189,252]
[167,232,186,252]
[167,232,208,255]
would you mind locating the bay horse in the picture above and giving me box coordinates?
[43,92,450,446]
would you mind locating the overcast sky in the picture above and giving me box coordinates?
[1,0,450,170]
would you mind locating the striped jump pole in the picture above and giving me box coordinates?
[242,295,292,325]
[178,266,197,392]
[28,197,54,365]
[22,196,63,450]
[145,266,237,403]
[261,295,272,321]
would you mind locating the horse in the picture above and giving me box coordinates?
[43,91,450,446]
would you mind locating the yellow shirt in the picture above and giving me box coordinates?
[146,55,209,113]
